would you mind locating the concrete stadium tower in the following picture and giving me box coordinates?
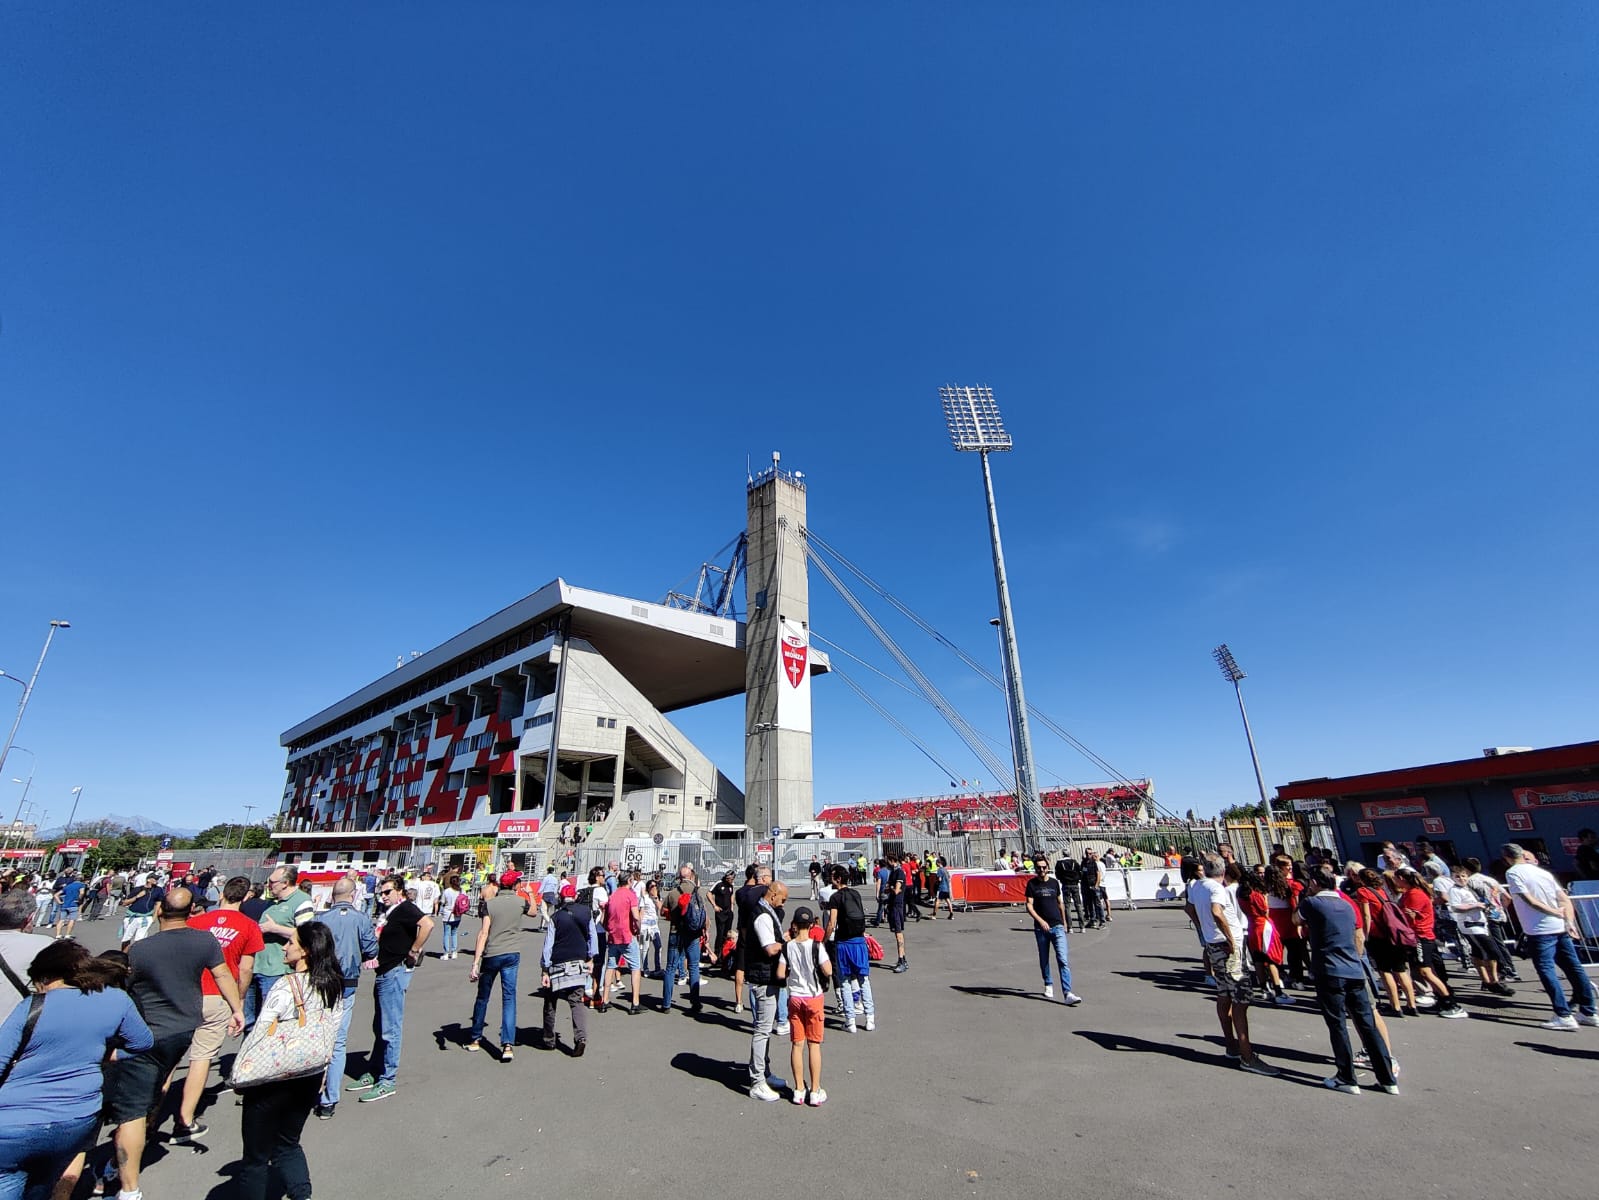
[744,452,814,837]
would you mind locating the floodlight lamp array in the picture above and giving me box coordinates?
[1212,644,1245,683]
[940,384,1013,453]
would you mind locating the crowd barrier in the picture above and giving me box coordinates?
[948,867,1186,909]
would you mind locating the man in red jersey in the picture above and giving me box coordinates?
[171,875,263,1143]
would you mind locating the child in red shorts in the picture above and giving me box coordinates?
[779,907,833,1106]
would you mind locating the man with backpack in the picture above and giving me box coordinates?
[660,864,710,1014]
[825,864,876,1032]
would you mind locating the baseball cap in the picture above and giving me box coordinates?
[499,870,522,888]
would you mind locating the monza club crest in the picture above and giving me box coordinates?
[781,632,808,687]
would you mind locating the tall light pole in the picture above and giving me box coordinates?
[1212,644,1277,833]
[235,804,257,850]
[64,786,84,837]
[0,619,71,780]
[5,746,34,851]
[941,386,1044,849]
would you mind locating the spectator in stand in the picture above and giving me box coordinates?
[0,942,152,1200]
[1501,843,1597,1031]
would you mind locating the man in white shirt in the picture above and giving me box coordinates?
[1184,854,1278,1077]
[0,891,54,1025]
[411,866,442,917]
[1501,842,1597,1031]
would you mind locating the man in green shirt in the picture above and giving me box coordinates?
[247,865,314,1032]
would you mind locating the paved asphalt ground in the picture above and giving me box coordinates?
[59,898,1595,1199]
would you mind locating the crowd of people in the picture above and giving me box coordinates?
[1178,836,1598,1094]
[2,829,1595,1194]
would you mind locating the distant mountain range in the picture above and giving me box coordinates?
[39,813,201,840]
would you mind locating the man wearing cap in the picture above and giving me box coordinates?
[467,873,530,1060]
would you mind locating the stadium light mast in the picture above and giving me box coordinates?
[941,385,1044,849]
[1212,643,1278,832]
[0,619,71,781]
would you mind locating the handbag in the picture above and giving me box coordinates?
[227,976,337,1090]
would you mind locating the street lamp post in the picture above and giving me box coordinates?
[1212,644,1278,845]
[63,786,84,837]
[235,805,257,850]
[941,387,1044,850]
[0,619,71,780]
[5,747,35,852]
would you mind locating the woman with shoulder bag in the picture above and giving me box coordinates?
[230,921,343,1200]
[0,941,151,1200]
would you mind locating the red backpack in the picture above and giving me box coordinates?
[1369,892,1418,948]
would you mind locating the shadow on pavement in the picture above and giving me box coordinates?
[949,984,1053,1002]
[670,1050,752,1095]
[1513,1039,1599,1061]
[1079,1030,1331,1087]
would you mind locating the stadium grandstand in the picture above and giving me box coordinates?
[816,781,1182,840]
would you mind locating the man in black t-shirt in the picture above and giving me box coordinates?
[107,886,244,1193]
[351,875,434,1102]
[1025,861,1082,1006]
[711,872,736,973]
[825,865,876,1031]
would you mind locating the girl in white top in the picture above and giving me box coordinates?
[638,877,661,975]
[439,876,463,959]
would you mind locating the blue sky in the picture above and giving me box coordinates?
[2,5,1595,832]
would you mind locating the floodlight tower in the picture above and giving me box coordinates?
[940,385,1045,848]
[1212,643,1278,830]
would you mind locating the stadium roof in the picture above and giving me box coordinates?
[281,578,828,747]
[1276,740,1599,801]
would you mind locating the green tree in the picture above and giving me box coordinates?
[186,823,273,850]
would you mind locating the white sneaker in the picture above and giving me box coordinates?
[807,1088,828,1106]
[774,1023,791,1037]
[791,1089,807,1105]
[1043,984,1054,1000]
[1577,1013,1599,1027]
[1413,993,1436,1009]
[1541,1015,1580,1031]
[864,1015,875,1031]
[749,1081,781,1102]
[1063,992,1083,1007]
[1322,1076,1361,1095]
[845,1021,858,1034]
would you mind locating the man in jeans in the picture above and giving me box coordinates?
[744,879,788,1101]
[313,875,378,1119]
[350,874,434,1102]
[467,873,528,1061]
[1501,842,1598,1031]
[1295,867,1398,1095]
[661,865,711,1014]
[1024,858,1082,1006]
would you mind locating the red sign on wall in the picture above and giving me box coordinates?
[496,817,541,838]
[1513,783,1599,810]
[1361,798,1430,821]
[1505,811,1533,832]
[1421,817,1445,836]
[1355,821,1376,837]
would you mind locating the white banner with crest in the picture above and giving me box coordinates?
[775,618,812,733]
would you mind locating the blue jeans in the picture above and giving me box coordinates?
[244,972,283,1033]
[839,974,875,1022]
[1525,932,1596,1018]
[319,984,358,1106]
[371,967,415,1085]
[0,1115,98,1200]
[441,920,461,955]
[470,953,520,1046]
[662,933,701,1008]
[1034,924,1071,991]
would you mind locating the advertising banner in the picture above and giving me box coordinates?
[1513,783,1599,810]
[1360,798,1430,821]
[775,618,812,734]
[59,839,101,852]
[496,816,541,838]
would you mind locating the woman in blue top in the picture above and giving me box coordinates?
[0,940,152,1200]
